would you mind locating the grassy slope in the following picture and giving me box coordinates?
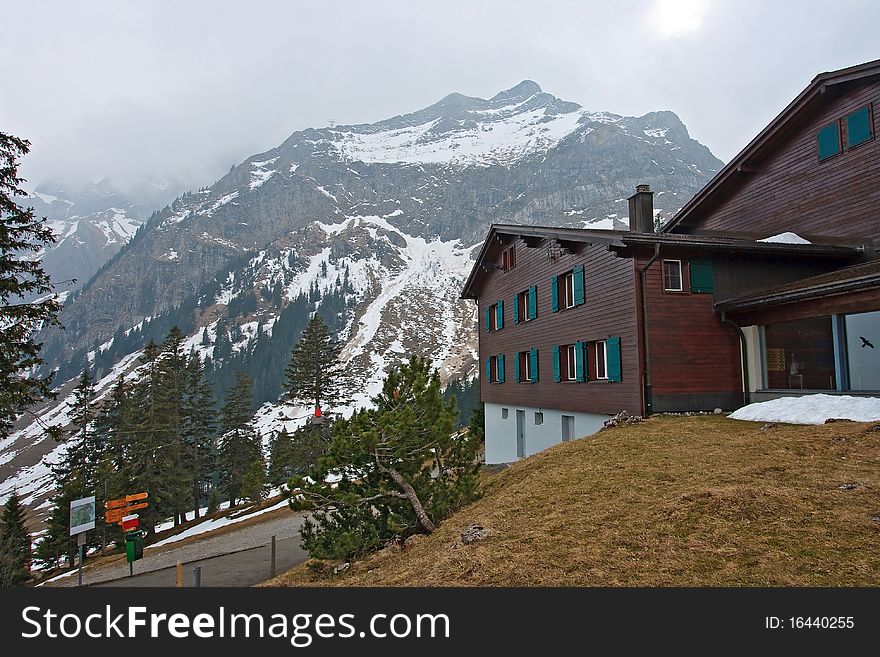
[265,416,880,587]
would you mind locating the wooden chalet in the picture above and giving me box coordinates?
[463,59,880,463]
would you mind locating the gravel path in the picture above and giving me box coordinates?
[50,511,306,587]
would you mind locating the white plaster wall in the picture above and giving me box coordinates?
[484,402,609,464]
[743,325,763,393]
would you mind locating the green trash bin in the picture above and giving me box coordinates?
[125,530,144,562]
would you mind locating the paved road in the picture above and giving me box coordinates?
[94,536,306,587]
[53,512,307,587]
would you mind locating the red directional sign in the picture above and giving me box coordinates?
[121,515,139,531]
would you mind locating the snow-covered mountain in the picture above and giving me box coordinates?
[3,80,723,512]
[23,177,188,299]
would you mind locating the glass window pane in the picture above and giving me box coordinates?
[845,311,880,390]
[763,317,835,390]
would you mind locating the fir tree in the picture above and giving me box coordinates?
[182,356,217,519]
[240,458,267,503]
[0,492,31,586]
[268,427,293,488]
[0,132,62,439]
[284,314,349,412]
[156,327,191,525]
[217,373,261,506]
[292,356,481,560]
[36,369,98,566]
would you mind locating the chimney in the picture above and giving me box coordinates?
[628,184,655,232]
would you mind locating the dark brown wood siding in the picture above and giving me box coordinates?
[477,239,643,415]
[678,81,880,249]
[640,250,742,406]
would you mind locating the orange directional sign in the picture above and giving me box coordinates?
[121,501,148,513]
[104,508,127,523]
[105,492,149,509]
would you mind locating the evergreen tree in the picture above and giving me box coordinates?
[284,314,349,412]
[0,492,31,586]
[121,341,165,532]
[0,132,62,439]
[36,369,98,566]
[292,356,481,560]
[240,458,267,503]
[268,427,293,488]
[217,373,261,506]
[182,356,217,519]
[156,327,191,525]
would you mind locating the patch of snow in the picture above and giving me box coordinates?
[729,394,880,425]
[149,498,289,548]
[644,127,669,138]
[758,232,812,245]
[330,103,589,167]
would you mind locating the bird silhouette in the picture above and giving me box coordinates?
[860,336,874,349]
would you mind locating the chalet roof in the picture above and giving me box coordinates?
[661,58,880,234]
[460,223,864,299]
[715,258,880,313]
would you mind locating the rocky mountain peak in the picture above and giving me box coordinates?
[491,79,543,101]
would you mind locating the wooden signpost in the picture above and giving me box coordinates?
[104,492,149,576]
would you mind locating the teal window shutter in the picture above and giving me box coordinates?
[514,352,521,383]
[846,106,872,148]
[551,276,559,313]
[528,286,537,320]
[513,295,519,324]
[817,121,841,160]
[485,307,491,332]
[689,260,714,293]
[573,265,585,306]
[575,341,585,382]
[607,337,622,382]
[552,346,561,382]
[581,342,590,382]
[497,300,504,330]
[497,353,505,383]
[485,356,491,382]
[530,347,539,382]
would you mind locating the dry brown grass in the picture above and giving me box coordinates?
[262,416,880,587]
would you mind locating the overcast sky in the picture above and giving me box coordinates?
[2,0,878,193]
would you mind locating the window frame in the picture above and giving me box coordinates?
[564,344,577,381]
[517,289,531,322]
[501,245,517,272]
[563,272,575,309]
[594,340,608,380]
[663,259,684,292]
[518,349,532,383]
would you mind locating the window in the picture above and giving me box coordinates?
[515,348,539,383]
[845,105,872,149]
[502,408,509,419]
[551,266,585,312]
[589,336,621,382]
[594,340,607,379]
[501,245,517,271]
[845,311,880,391]
[563,272,575,308]
[485,300,504,332]
[663,260,683,291]
[817,121,841,161]
[763,318,835,390]
[689,260,714,293]
[535,411,544,425]
[553,343,587,382]
[486,354,506,383]
[514,286,538,323]
[565,344,577,380]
